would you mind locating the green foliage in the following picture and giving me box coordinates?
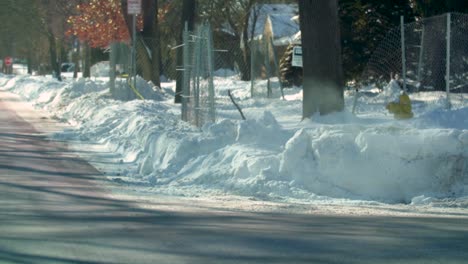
[0,1,45,60]
[339,0,467,82]
[339,0,415,82]
[411,0,468,17]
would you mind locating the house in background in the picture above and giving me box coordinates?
[247,4,300,82]
[247,4,298,41]
[264,14,300,46]
[263,13,300,65]
[276,16,303,87]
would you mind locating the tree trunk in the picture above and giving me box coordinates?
[150,0,161,88]
[232,36,249,80]
[27,45,33,75]
[59,39,66,69]
[175,0,196,103]
[83,43,91,78]
[141,0,161,88]
[73,40,80,78]
[121,0,160,88]
[240,8,253,81]
[136,0,161,87]
[47,29,61,81]
[109,43,117,96]
[135,38,152,80]
[299,0,344,118]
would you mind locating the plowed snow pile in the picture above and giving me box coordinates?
[1,74,467,205]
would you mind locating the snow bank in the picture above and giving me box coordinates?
[1,74,467,204]
[91,61,110,77]
[281,126,466,202]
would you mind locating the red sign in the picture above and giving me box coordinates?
[127,0,141,15]
[4,57,12,66]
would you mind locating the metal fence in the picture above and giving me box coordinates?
[108,20,300,125]
[180,23,216,127]
[108,36,177,101]
[178,22,294,126]
[108,42,132,100]
[250,37,286,99]
[359,13,468,108]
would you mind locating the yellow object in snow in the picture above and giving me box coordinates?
[386,93,414,119]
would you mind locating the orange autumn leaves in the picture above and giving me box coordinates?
[67,0,142,48]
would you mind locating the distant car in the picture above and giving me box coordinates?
[61,63,75,73]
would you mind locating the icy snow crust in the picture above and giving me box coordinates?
[1,74,467,205]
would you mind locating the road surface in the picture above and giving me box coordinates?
[0,90,468,264]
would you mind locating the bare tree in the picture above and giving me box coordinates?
[142,0,162,88]
[121,0,162,87]
[0,1,74,77]
[0,1,45,73]
[208,0,257,81]
[35,1,78,80]
[298,0,344,118]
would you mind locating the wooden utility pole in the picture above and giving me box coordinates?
[298,0,344,118]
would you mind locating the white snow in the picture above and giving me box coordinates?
[248,4,298,40]
[268,14,300,44]
[0,72,467,210]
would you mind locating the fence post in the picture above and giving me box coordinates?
[193,27,203,127]
[416,23,425,92]
[446,12,452,108]
[131,14,137,91]
[352,88,359,114]
[250,40,255,98]
[264,39,272,98]
[109,43,116,96]
[181,22,189,121]
[206,23,216,123]
[400,16,407,93]
[269,37,285,100]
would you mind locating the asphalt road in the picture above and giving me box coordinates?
[0,91,468,264]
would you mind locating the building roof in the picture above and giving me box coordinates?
[268,14,300,40]
[248,4,298,40]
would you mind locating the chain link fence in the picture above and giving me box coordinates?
[180,23,216,127]
[108,36,178,101]
[108,42,132,100]
[177,22,295,126]
[250,37,287,99]
[106,11,301,125]
[358,13,468,110]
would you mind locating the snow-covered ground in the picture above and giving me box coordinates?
[0,71,467,214]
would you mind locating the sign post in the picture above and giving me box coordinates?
[128,0,141,91]
[4,57,13,74]
[4,57,12,67]
[127,0,142,15]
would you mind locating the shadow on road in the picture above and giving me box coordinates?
[0,91,468,264]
